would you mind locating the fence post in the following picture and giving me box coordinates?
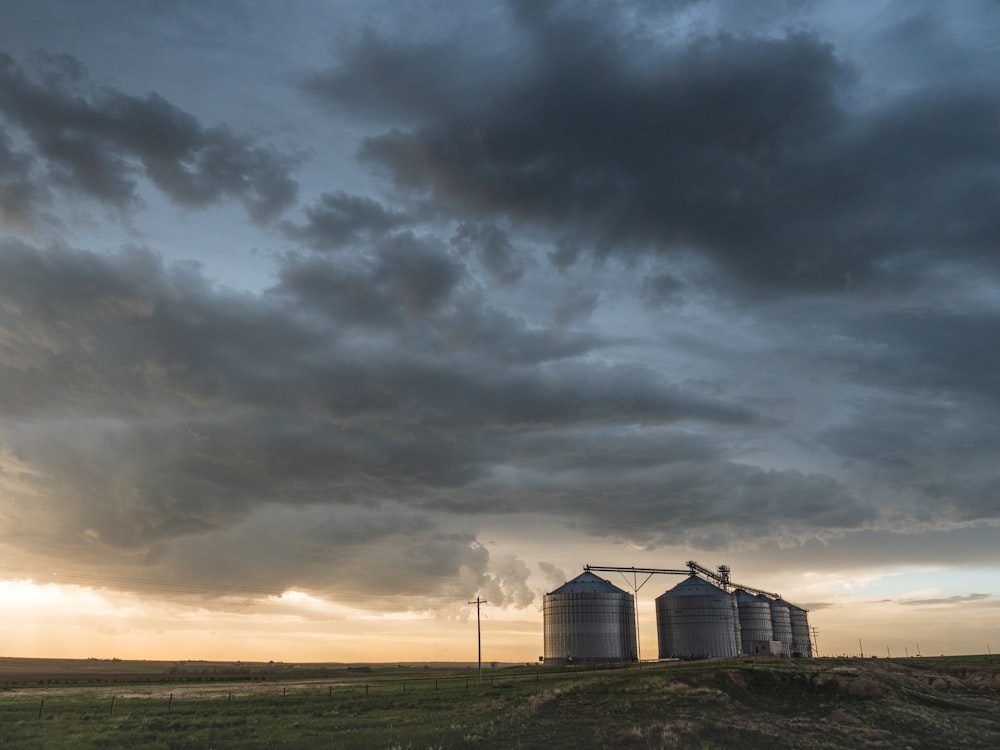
[38,699,44,719]
[168,693,173,710]
[402,681,406,694]
[329,686,333,700]
[110,696,115,715]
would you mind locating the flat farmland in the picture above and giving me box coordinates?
[1,656,999,748]
[0,657,186,683]
[0,656,320,688]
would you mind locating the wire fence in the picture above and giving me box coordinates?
[0,661,653,722]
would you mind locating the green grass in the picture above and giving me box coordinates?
[0,657,998,748]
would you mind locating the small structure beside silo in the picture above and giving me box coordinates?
[735,589,775,655]
[542,571,637,665]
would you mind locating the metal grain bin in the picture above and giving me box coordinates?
[543,572,637,664]
[656,576,739,659]
[769,598,794,656]
[735,589,775,655]
[785,602,812,657]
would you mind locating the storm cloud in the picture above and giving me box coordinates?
[1,0,999,628]
[0,235,769,600]
[0,51,300,227]
[308,2,1000,296]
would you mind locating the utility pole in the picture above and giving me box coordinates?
[468,597,488,685]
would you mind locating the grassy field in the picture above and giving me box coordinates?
[1,655,998,748]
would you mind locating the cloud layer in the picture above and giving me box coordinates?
[0,51,299,229]
[2,0,1000,616]
[308,3,1000,295]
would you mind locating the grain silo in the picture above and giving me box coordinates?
[786,602,812,657]
[656,576,740,659]
[735,589,775,655]
[543,571,637,664]
[769,598,794,656]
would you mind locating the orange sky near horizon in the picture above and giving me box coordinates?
[3,566,997,664]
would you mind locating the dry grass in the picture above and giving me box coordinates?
[0,656,998,748]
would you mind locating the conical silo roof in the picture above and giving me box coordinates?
[548,571,628,596]
[662,575,728,597]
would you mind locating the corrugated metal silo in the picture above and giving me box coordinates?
[769,598,794,656]
[785,602,812,657]
[656,576,739,659]
[543,572,637,664]
[730,592,742,653]
[735,589,774,655]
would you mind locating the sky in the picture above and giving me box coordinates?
[1,0,999,664]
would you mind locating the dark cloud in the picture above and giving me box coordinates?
[788,303,1000,529]
[736,525,1000,573]
[547,238,582,271]
[0,239,319,417]
[821,397,1000,527]
[277,230,465,321]
[551,286,599,327]
[0,51,300,222]
[7,231,995,598]
[276,247,604,367]
[0,128,44,231]
[300,29,505,124]
[305,3,1000,295]
[640,272,686,308]
[450,222,525,285]
[282,191,410,250]
[867,3,1000,92]
[467,442,873,547]
[275,240,456,329]
[836,310,1000,404]
[0,238,769,600]
[146,504,518,606]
